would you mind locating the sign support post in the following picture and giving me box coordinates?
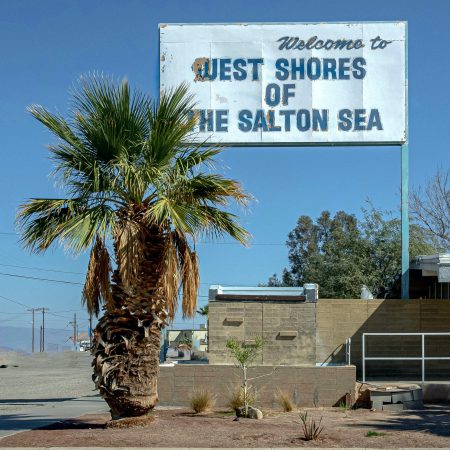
[401,143,410,299]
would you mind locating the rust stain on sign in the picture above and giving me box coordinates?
[192,57,210,82]
[266,111,272,129]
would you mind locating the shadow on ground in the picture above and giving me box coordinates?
[0,413,105,431]
[0,393,99,407]
[0,397,77,405]
[347,404,450,437]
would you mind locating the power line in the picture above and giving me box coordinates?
[0,271,83,286]
[0,293,31,309]
[0,232,289,246]
[198,241,285,246]
[0,262,84,276]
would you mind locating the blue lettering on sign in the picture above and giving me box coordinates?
[338,110,353,131]
[368,109,383,130]
[338,109,383,131]
[248,58,264,81]
[238,110,253,132]
[193,57,367,82]
[275,58,289,80]
[338,58,351,80]
[253,110,269,132]
[233,59,247,80]
[219,59,232,81]
[191,108,382,133]
[215,110,228,131]
[267,110,282,131]
[279,110,295,131]
[354,109,366,131]
[313,110,328,131]
[306,58,321,80]
[296,110,311,131]
[291,58,305,80]
[323,59,337,80]
[265,84,280,107]
[197,110,214,132]
[283,84,296,105]
[352,57,366,79]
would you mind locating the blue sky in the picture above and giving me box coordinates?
[0,0,449,337]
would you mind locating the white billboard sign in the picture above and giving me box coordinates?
[159,22,407,146]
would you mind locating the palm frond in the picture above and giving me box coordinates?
[162,234,180,320]
[147,83,197,167]
[173,173,251,207]
[82,237,112,316]
[72,75,150,164]
[17,198,114,254]
[175,145,222,175]
[175,233,199,318]
[114,219,147,291]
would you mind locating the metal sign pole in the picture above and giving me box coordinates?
[401,143,410,299]
[401,22,409,300]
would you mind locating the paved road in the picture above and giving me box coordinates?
[0,351,108,438]
[0,395,108,438]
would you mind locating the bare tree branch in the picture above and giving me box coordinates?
[410,168,450,248]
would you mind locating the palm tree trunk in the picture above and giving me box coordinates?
[92,311,161,418]
[92,228,167,418]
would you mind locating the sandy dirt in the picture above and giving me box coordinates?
[1,405,450,448]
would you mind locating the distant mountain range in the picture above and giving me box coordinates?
[0,325,75,353]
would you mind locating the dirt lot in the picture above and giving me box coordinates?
[1,405,450,448]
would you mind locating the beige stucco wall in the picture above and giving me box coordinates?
[208,301,316,365]
[208,298,450,379]
[158,364,355,408]
[316,299,450,378]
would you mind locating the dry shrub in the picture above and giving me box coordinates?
[189,389,216,413]
[299,411,324,441]
[276,389,294,412]
[226,386,255,411]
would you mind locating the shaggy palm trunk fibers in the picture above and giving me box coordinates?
[92,312,161,418]
[92,230,167,419]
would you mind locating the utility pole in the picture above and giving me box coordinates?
[36,308,49,352]
[69,313,77,350]
[89,314,93,350]
[27,308,36,353]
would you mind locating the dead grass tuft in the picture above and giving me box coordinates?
[276,389,294,412]
[189,389,216,413]
[226,386,255,411]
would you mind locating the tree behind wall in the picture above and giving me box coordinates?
[268,206,438,298]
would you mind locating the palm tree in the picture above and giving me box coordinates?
[196,305,209,316]
[17,75,250,419]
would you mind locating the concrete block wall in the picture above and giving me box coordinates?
[158,364,355,408]
[208,301,316,365]
[316,299,450,379]
[207,298,450,380]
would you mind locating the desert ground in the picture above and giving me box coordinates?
[1,351,450,448]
